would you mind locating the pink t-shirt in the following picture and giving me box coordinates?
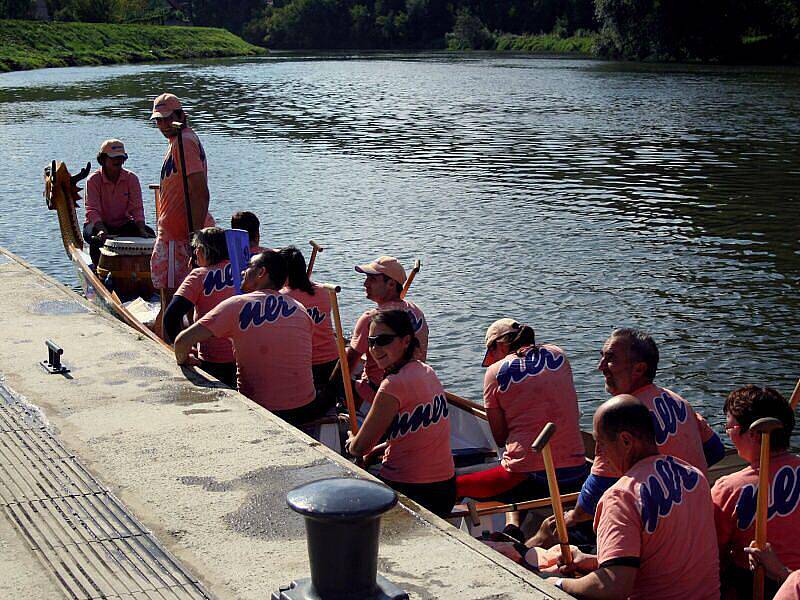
[281,283,339,365]
[774,570,800,600]
[350,299,428,401]
[711,452,800,571]
[592,383,714,478]
[377,361,454,485]
[158,127,214,241]
[483,344,585,473]
[84,168,145,228]
[198,290,315,411]
[595,455,719,600]
[175,260,235,364]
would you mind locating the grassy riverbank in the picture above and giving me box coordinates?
[494,33,598,56]
[0,20,264,72]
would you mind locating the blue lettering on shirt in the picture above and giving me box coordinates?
[736,465,800,530]
[160,154,177,181]
[496,346,564,392]
[408,310,424,333]
[650,391,688,445]
[307,307,326,324]
[238,295,297,330]
[639,456,700,534]
[203,264,234,296]
[386,393,448,441]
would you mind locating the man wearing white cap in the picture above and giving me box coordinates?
[344,256,429,407]
[83,139,153,265]
[149,92,214,309]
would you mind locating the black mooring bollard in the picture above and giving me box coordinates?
[272,477,408,600]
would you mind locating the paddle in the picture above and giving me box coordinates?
[532,422,573,570]
[171,122,195,240]
[450,492,580,519]
[444,391,488,420]
[400,259,421,299]
[750,416,783,600]
[307,241,323,277]
[323,283,359,435]
[789,379,800,410]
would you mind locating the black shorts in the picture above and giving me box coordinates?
[379,475,457,518]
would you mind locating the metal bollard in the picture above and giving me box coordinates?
[40,340,69,375]
[273,477,408,600]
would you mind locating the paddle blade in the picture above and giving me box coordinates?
[225,229,251,295]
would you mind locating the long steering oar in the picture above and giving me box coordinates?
[172,122,194,238]
[324,283,358,435]
[750,417,783,600]
[532,422,573,570]
[307,240,323,277]
[444,391,487,420]
[789,379,800,410]
[400,259,421,299]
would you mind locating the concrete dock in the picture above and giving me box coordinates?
[0,248,567,599]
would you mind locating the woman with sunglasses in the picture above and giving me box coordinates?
[163,227,236,387]
[278,246,339,387]
[456,319,588,529]
[345,310,455,516]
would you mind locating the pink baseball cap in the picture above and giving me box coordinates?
[482,318,521,367]
[150,93,182,120]
[99,139,127,159]
[355,256,406,285]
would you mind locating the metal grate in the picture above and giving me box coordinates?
[0,382,213,599]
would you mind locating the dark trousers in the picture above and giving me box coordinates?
[83,221,154,266]
[200,360,236,389]
[312,359,339,389]
[380,475,457,518]
[273,386,337,428]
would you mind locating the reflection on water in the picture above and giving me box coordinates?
[0,55,798,445]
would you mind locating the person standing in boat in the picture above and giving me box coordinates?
[549,395,720,599]
[455,319,588,528]
[345,256,428,409]
[149,93,215,309]
[83,139,154,265]
[712,385,799,599]
[563,328,725,530]
[231,211,266,254]
[173,250,335,427]
[279,246,339,387]
[345,310,455,517]
[163,227,236,387]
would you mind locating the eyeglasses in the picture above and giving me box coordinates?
[368,334,398,348]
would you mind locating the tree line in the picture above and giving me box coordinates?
[2,0,798,62]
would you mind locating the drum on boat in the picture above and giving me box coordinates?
[96,237,155,299]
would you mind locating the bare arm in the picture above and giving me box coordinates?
[560,565,637,599]
[345,345,362,372]
[174,322,213,365]
[486,406,509,447]
[346,391,400,457]
[186,171,209,232]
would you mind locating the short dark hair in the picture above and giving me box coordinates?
[612,327,659,382]
[598,399,656,444]
[371,309,419,372]
[251,249,287,289]
[231,211,260,245]
[725,385,794,451]
[191,227,229,266]
[279,245,314,295]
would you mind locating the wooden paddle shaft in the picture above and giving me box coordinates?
[751,417,783,600]
[450,492,580,519]
[444,391,487,420]
[533,423,572,568]
[400,259,421,299]
[790,378,800,410]
[324,284,358,435]
[307,240,323,277]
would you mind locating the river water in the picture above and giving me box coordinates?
[0,54,798,444]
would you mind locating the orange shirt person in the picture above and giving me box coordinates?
[149,93,214,306]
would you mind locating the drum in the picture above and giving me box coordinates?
[97,237,156,299]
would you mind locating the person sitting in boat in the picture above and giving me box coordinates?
[549,394,720,599]
[711,385,799,599]
[344,256,428,410]
[83,139,154,265]
[149,93,215,308]
[173,250,335,427]
[163,227,236,387]
[231,211,265,254]
[562,327,725,531]
[745,543,800,600]
[455,319,588,529]
[279,246,339,388]
[345,309,455,517]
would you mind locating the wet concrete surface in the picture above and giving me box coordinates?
[0,248,567,599]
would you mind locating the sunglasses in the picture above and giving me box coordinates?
[368,334,398,348]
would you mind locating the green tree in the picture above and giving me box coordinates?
[446,8,494,49]
[1,0,35,18]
